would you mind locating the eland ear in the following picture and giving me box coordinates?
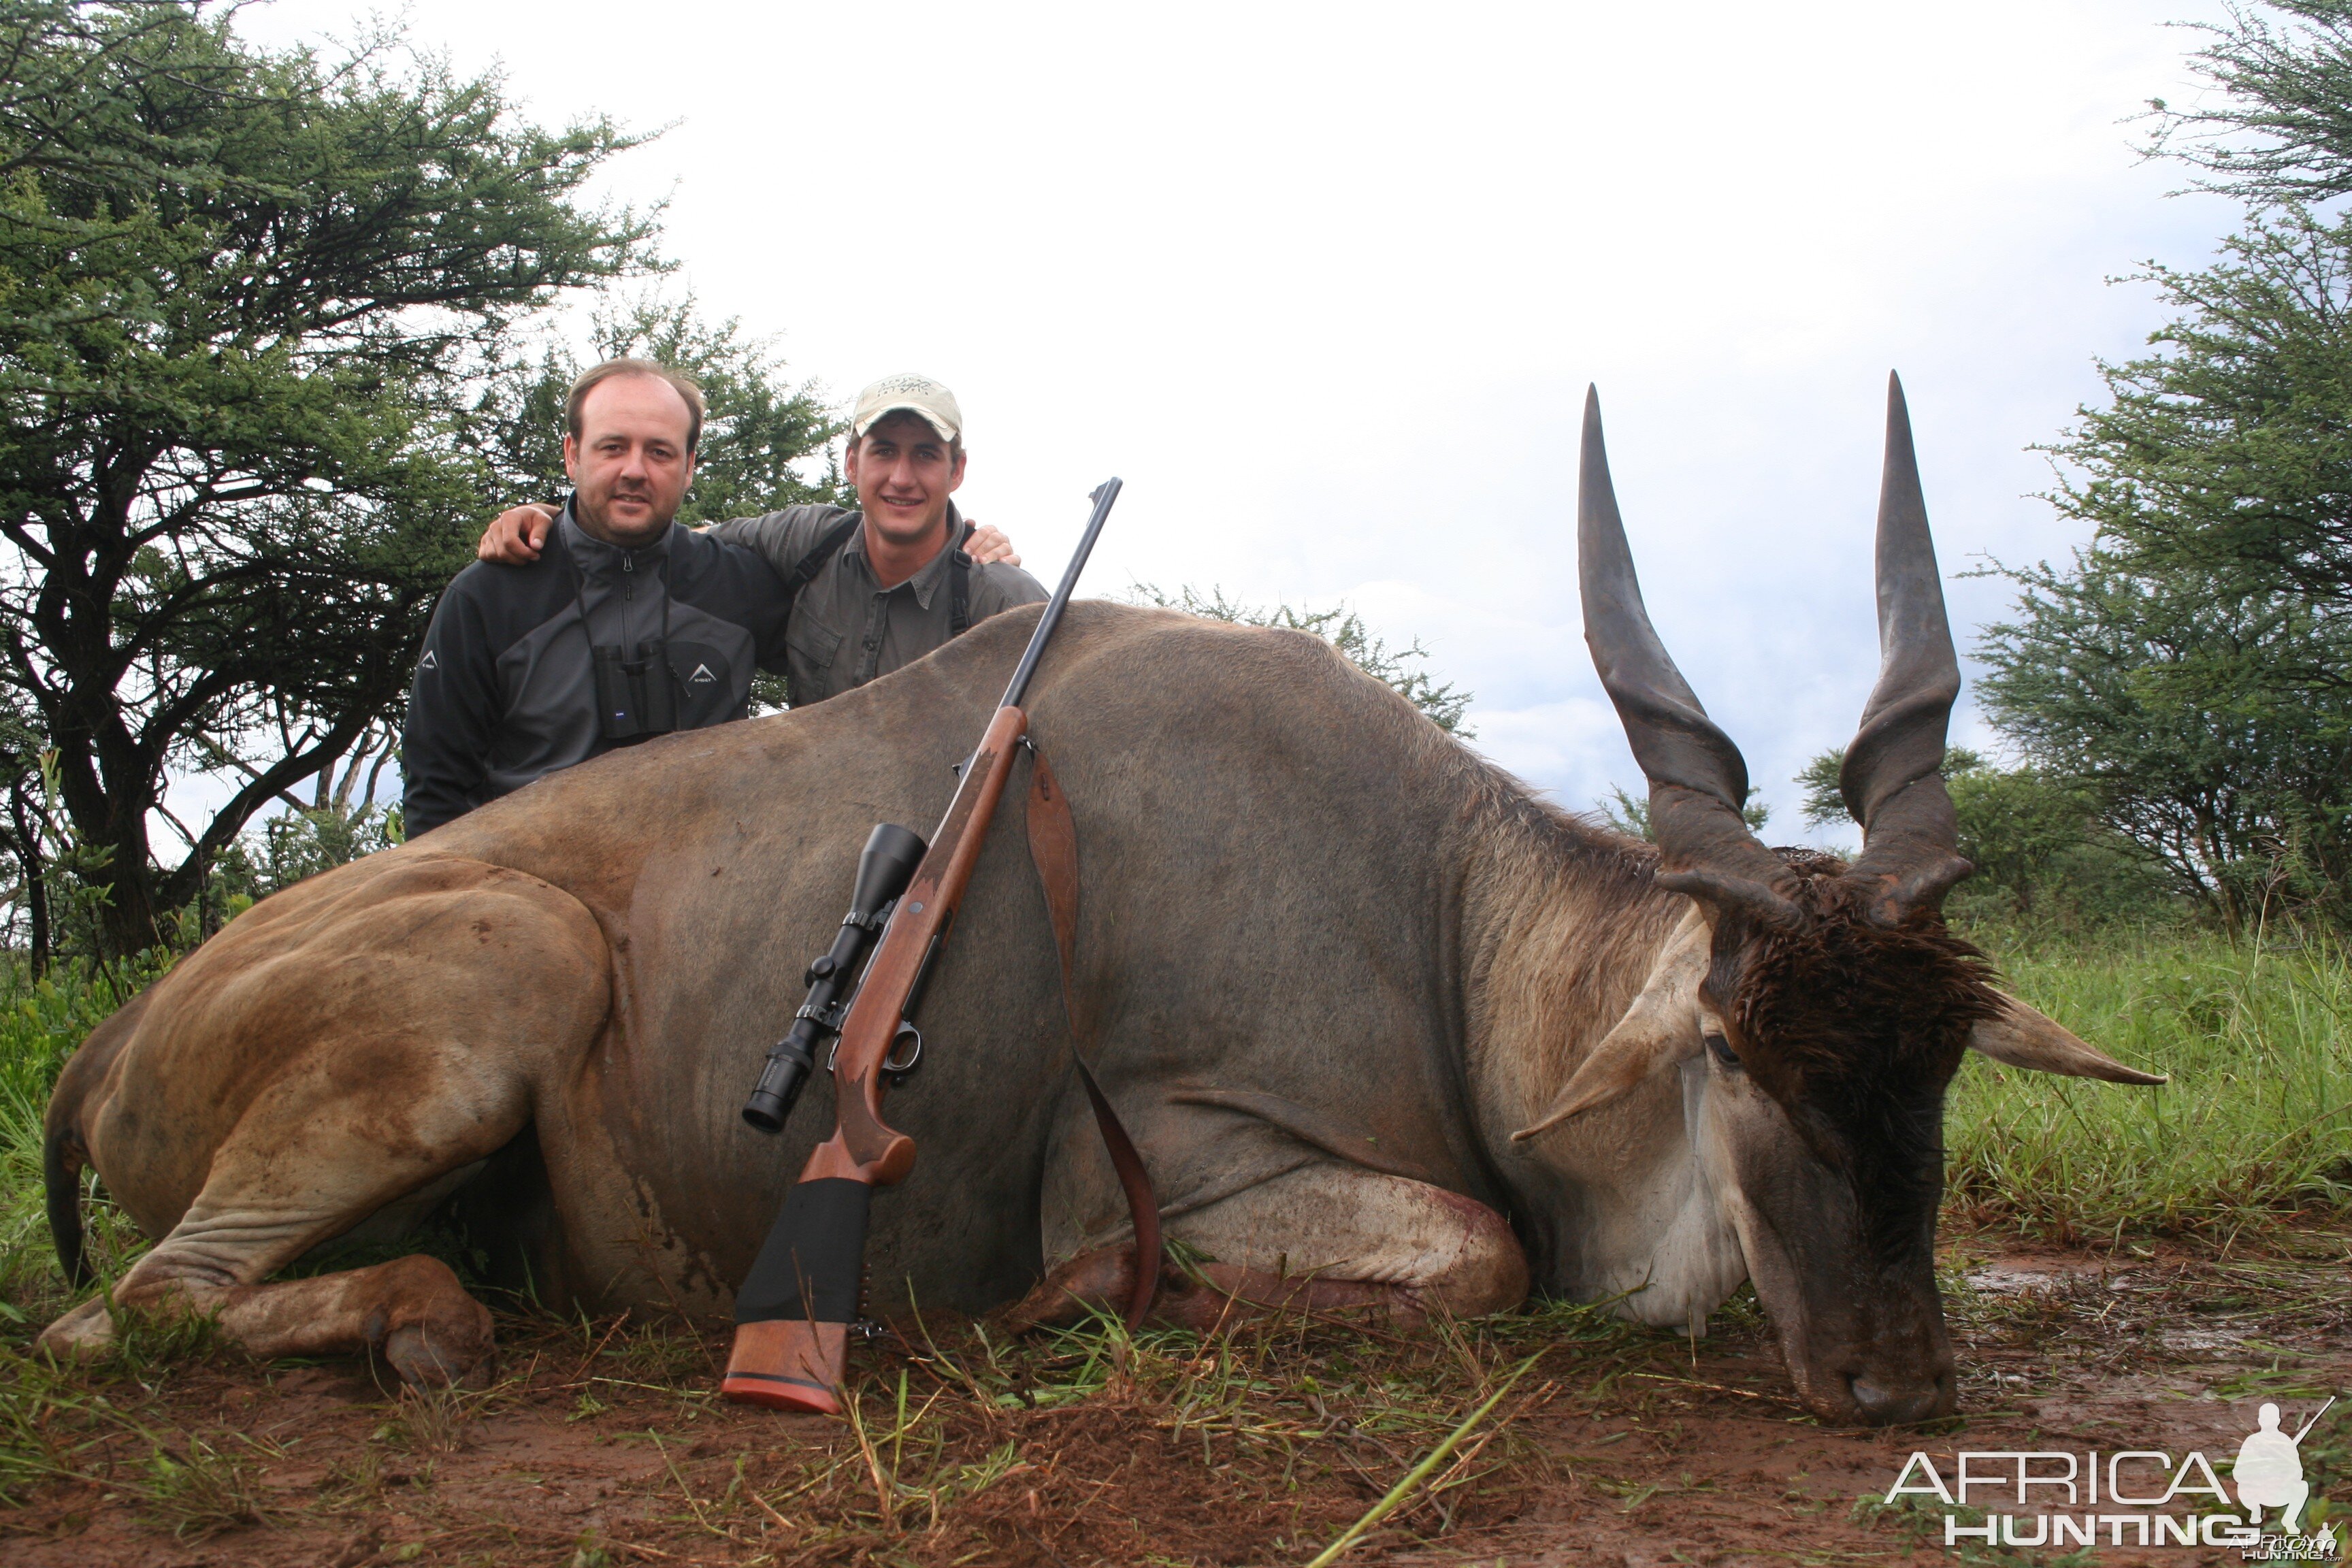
[1967,992,2166,1085]
[1512,913,1711,1141]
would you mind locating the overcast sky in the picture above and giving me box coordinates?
[238,0,2249,841]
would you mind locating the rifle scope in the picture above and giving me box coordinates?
[741,821,928,1133]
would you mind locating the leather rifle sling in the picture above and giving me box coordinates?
[1024,746,1161,1328]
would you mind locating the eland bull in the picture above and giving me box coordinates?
[37,376,2160,1424]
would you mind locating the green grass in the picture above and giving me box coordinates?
[0,958,160,1316]
[1950,922,2352,1245]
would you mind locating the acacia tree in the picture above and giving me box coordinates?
[1972,0,2352,934]
[1974,558,2351,933]
[2043,208,2352,612]
[2006,204,2352,924]
[0,689,52,964]
[2148,0,2352,206]
[0,2,655,955]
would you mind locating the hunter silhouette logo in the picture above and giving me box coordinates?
[1882,1397,2340,1555]
[2238,1399,2332,1538]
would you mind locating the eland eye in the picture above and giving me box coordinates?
[1705,1032,1742,1070]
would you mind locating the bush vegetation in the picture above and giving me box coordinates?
[1793,747,2177,930]
[1124,583,1476,736]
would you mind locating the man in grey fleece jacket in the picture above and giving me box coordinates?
[474,373,1045,706]
[404,359,798,835]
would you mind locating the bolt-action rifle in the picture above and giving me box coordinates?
[722,478,1124,1413]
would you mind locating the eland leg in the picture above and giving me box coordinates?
[1011,1162,1529,1331]
[38,858,609,1385]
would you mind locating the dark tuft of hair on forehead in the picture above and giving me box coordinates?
[1704,861,2002,1253]
[1722,885,1998,1077]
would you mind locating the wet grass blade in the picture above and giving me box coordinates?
[1301,1351,1539,1567]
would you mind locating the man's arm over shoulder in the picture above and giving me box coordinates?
[704,504,852,583]
[401,570,505,838]
[966,560,1049,623]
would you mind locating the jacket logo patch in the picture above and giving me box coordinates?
[419,649,438,671]
[688,663,716,684]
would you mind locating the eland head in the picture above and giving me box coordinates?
[1518,376,2163,1424]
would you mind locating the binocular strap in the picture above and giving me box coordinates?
[1025,745,1162,1330]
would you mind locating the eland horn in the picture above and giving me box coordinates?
[1838,373,1973,919]
[1579,387,1795,926]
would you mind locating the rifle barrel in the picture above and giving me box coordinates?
[998,478,1122,711]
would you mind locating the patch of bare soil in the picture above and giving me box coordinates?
[4,1235,2347,1567]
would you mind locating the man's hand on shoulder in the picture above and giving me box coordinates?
[478,502,561,564]
[964,520,1019,568]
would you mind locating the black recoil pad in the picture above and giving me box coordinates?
[735,1177,870,1324]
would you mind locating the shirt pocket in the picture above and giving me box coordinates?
[786,613,843,673]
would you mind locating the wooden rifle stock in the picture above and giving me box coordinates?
[723,480,1122,1414]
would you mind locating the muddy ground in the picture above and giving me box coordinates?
[5,1234,2347,1567]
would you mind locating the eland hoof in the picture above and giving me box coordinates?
[34,1295,117,1363]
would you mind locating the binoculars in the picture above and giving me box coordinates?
[592,640,679,742]
[740,821,928,1133]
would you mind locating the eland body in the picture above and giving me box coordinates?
[38,378,2159,1422]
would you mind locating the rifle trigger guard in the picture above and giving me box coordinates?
[883,1022,923,1082]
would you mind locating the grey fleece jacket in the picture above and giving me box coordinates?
[402,509,791,835]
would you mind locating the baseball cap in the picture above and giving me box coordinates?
[851,373,963,444]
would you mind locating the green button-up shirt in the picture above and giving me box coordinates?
[706,503,1048,706]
